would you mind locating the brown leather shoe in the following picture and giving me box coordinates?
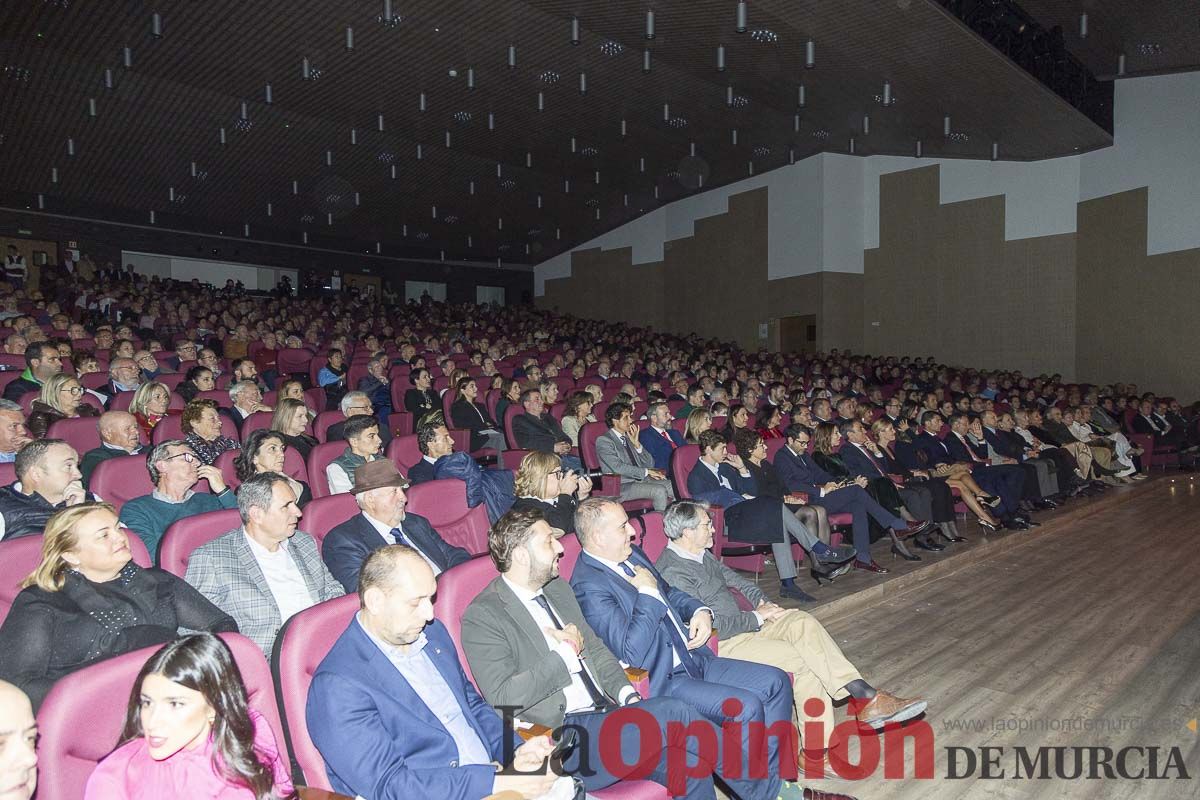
[856,690,928,729]
[852,559,889,574]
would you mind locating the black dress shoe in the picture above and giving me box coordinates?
[977,494,1002,507]
[1032,499,1058,510]
[913,534,945,552]
[890,545,921,562]
[780,584,817,602]
[1023,519,1042,527]
[977,519,1001,533]
[1005,518,1030,531]
[937,530,968,543]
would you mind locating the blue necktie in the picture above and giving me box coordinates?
[389,527,408,546]
[620,561,699,678]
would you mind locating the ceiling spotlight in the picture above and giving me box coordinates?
[736,1,747,33]
[805,39,815,68]
[571,16,580,45]
[645,10,655,39]
[717,45,726,71]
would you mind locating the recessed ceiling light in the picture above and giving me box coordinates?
[443,214,459,224]
[585,198,600,207]
[948,132,970,142]
[498,244,511,252]
[600,40,624,56]
[453,110,472,124]
[753,146,771,156]
[234,117,253,132]
[666,170,681,179]
[750,29,778,43]
[668,117,689,128]
[811,129,830,139]
[539,70,560,83]
[300,214,315,223]
[528,228,542,236]
[377,152,396,163]
[731,95,750,108]
[1136,43,1163,55]
[500,179,517,190]
[580,146,599,156]
[415,231,430,240]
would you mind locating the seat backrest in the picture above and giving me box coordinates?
[388,411,414,437]
[432,556,499,685]
[306,441,347,498]
[500,449,531,471]
[406,479,489,554]
[0,462,13,487]
[194,388,232,407]
[107,391,135,412]
[313,410,345,442]
[239,412,275,439]
[669,445,702,500]
[579,420,608,471]
[277,347,313,375]
[79,372,108,391]
[90,454,154,513]
[0,533,151,625]
[152,412,238,445]
[158,508,242,577]
[557,532,582,580]
[302,493,360,548]
[503,404,523,448]
[765,438,788,461]
[46,416,103,457]
[157,372,186,391]
[637,512,668,562]
[385,433,423,473]
[36,632,285,800]
[272,593,360,791]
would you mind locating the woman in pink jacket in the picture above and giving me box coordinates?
[85,633,295,799]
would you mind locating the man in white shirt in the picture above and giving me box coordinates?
[594,402,674,511]
[184,472,344,655]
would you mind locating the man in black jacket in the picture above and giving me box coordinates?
[511,389,583,471]
[1,343,62,403]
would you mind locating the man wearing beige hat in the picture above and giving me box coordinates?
[321,459,472,593]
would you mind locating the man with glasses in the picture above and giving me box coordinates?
[639,400,685,474]
[118,439,238,560]
[105,357,142,403]
[196,348,222,378]
[326,390,391,447]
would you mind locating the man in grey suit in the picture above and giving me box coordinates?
[594,402,675,511]
[185,472,344,655]
[459,507,721,799]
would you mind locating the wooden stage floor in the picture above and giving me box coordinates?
[744,475,1200,799]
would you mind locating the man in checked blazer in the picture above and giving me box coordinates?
[185,472,344,656]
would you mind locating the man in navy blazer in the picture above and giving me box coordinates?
[640,400,686,473]
[937,413,1029,528]
[307,546,560,800]
[322,459,470,592]
[570,497,807,800]
[773,424,926,571]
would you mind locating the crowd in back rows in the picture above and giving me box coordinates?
[0,261,1192,799]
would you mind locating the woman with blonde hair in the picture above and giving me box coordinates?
[27,373,100,439]
[269,397,318,459]
[683,408,713,444]
[128,381,173,441]
[0,503,235,710]
[510,451,591,533]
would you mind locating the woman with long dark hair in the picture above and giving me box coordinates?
[85,633,295,799]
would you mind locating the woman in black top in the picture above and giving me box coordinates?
[733,429,832,547]
[721,404,751,443]
[270,398,319,460]
[494,377,523,426]
[404,368,438,418]
[0,503,236,710]
[510,451,590,534]
[450,376,505,453]
[235,430,313,507]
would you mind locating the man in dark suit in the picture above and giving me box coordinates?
[570,498,811,800]
[940,413,1031,529]
[327,391,393,449]
[773,425,927,572]
[981,410,1060,506]
[1132,399,1180,446]
[306,546,560,800]
[511,388,583,471]
[220,379,271,437]
[461,508,723,800]
[323,460,470,593]
[80,410,144,489]
[640,400,686,473]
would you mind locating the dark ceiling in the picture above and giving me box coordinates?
[0,0,1120,266]
[1017,0,1200,78]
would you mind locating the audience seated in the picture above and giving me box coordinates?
[595,402,676,512]
[306,545,563,800]
[0,679,37,799]
[119,439,239,558]
[510,451,591,533]
[641,400,686,473]
[270,397,318,460]
[127,381,173,441]
[0,503,235,709]
[106,357,142,401]
[655,500,926,759]
[325,414,383,494]
[235,429,313,507]
[182,399,240,465]
[417,413,515,522]
[223,380,271,437]
[83,632,292,799]
[404,367,438,418]
[175,365,213,403]
[358,352,394,427]
[0,400,31,464]
[184,472,343,656]
[461,507,722,799]
[80,411,144,489]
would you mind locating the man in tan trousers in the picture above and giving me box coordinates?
[654,500,927,773]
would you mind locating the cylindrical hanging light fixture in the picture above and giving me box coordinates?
[571,16,580,45]
[88,98,97,117]
[639,157,646,172]
[848,137,856,154]
[794,113,800,132]
[805,39,815,68]
[690,141,696,156]
[508,44,516,68]
[123,46,132,68]
[327,212,333,226]
[292,179,299,194]
[51,167,59,183]
[469,180,476,195]
[915,139,923,158]
[943,115,951,137]
[621,119,627,136]
[1079,13,1088,38]
[717,45,726,71]
[219,127,226,144]
[444,130,451,148]
[882,80,892,106]
[104,68,114,89]
[325,149,333,166]
[488,112,495,130]
[169,186,176,202]
[579,71,587,94]
[301,57,311,80]
[240,101,248,120]
[345,26,354,49]
[302,231,308,243]
[789,147,795,165]
[467,67,475,89]
[149,210,156,224]
[191,161,197,177]
[537,91,544,111]
[244,223,251,237]
[419,92,426,112]
[1117,53,1126,75]
[383,0,393,22]
[416,143,423,159]
[564,178,570,193]
[748,161,754,176]
[798,84,806,107]
[265,83,273,103]
[151,12,162,38]
[645,10,655,39]
[662,103,669,121]
[267,202,273,216]
[526,151,532,168]
[67,138,75,156]
[991,142,999,160]
[390,164,397,179]
[862,115,870,135]
[594,170,600,184]
[376,242,382,253]
[377,113,384,131]
[643,48,651,73]
[731,128,738,145]
[736,1,747,33]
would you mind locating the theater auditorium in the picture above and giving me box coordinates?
[0,2,1196,799]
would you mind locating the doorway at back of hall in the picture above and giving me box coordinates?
[778,314,817,355]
